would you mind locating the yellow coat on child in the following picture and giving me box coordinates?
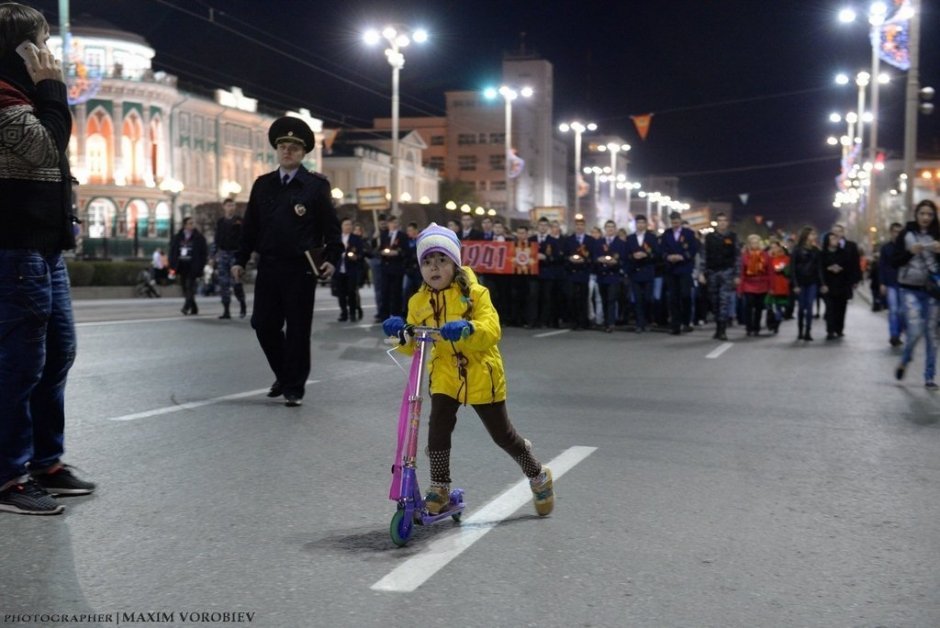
[397,267,506,405]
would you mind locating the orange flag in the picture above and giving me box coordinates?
[631,113,653,141]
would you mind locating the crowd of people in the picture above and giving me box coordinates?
[325,210,880,345]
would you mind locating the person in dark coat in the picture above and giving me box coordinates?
[659,211,700,334]
[879,222,904,346]
[592,220,627,332]
[214,198,248,319]
[169,216,208,315]
[562,216,595,330]
[333,218,364,321]
[789,226,823,341]
[625,215,659,333]
[231,116,342,407]
[820,231,853,340]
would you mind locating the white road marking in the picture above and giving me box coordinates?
[107,380,320,422]
[533,329,570,338]
[706,342,734,359]
[370,445,597,593]
[76,304,377,327]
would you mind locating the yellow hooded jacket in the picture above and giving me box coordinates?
[398,267,506,405]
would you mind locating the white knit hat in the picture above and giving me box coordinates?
[416,222,462,266]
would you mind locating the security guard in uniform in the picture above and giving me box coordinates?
[232,117,342,407]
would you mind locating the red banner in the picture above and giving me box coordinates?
[461,240,539,275]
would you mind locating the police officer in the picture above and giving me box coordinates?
[215,197,248,319]
[232,117,342,407]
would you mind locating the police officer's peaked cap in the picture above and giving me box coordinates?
[268,116,315,153]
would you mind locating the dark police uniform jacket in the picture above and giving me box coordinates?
[236,166,342,270]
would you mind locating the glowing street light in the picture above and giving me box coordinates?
[558,120,597,221]
[597,142,631,222]
[363,24,428,216]
[484,84,533,214]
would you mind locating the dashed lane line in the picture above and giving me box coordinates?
[533,329,570,338]
[370,445,597,593]
[706,342,734,359]
[107,380,319,422]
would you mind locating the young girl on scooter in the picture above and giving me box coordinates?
[383,223,554,516]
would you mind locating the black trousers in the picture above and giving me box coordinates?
[598,281,620,327]
[251,259,317,398]
[565,280,590,329]
[380,270,404,319]
[631,279,653,329]
[665,273,693,331]
[743,292,766,332]
[334,271,359,317]
[177,261,198,312]
[826,294,849,334]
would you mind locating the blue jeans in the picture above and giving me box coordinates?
[885,286,904,339]
[796,284,818,331]
[0,250,76,486]
[901,288,939,382]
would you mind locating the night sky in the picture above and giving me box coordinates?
[31,0,940,229]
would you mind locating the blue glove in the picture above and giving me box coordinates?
[382,316,406,337]
[440,320,474,341]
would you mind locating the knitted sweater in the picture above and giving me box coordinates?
[0,75,75,252]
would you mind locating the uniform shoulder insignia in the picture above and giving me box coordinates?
[310,171,329,182]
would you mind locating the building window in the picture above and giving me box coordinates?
[430,135,444,146]
[489,154,505,171]
[86,198,116,238]
[87,134,108,182]
[457,134,476,146]
[427,156,444,171]
[492,180,506,191]
[490,132,505,145]
[458,155,477,171]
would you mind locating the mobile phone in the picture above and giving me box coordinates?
[15,40,39,63]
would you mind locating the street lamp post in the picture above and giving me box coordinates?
[159,177,184,239]
[559,120,597,221]
[484,85,533,214]
[597,142,630,223]
[364,25,428,217]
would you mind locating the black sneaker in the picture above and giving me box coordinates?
[267,381,283,398]
[0,479,64,515]
[30,464,96,496]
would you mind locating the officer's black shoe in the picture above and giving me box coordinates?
[219,306,231,319]
[181,307,189,315]
[267,381,283,398]
[239,302,247,318]
[191,305,199,315]
[338,312,348,322]
[284,395,302,407]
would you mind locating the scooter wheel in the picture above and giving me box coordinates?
[390,509,413,547]
[451,511,462,523]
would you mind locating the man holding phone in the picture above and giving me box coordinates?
[0,3,95,515]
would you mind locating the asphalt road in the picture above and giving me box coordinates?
[0,289,937,628]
